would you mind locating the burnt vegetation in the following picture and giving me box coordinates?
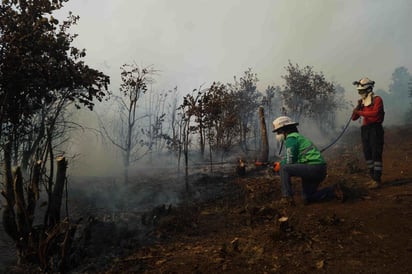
[0,0,110,272]
[1,0,412,273]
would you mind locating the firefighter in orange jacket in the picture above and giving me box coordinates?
[351,77,385,189]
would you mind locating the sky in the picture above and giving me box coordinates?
[55,0,412,100]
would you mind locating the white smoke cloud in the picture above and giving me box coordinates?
[53,0,412,175]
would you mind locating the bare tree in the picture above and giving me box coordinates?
[163,87,184,169]
[99,63,155,184]
[179,88,203,186]
[142,87,168,162]
[258,106,269,162]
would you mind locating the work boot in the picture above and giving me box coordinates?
[279,196,295,206]
[367,180,381,189]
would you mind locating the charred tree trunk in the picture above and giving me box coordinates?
[1,141,18,241]
[183,115,191,190]
[13,167,32,262]
[13,167,29,235]
[3,141,15,206]
[27,160,41,227]
[241,121,248,152]
[258,106,269,162]
[123,156,130,185]
[1,161,40,263]
[48,156,67,227]
[184,142,189,190]
[199,119,205,157]
[1,151,75,270]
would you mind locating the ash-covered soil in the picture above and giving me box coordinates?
[2,125,412,273]
[102,126,412,274]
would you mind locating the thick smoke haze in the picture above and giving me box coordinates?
[56,0,412,94]
[53,0,412,176]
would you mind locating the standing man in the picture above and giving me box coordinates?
[272,116,343,205]
[352,77,385,189]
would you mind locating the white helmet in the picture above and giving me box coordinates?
[353,77,375,91]
[272,116,299,132]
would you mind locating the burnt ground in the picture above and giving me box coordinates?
[2,125,412,273]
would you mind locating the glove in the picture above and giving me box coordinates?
[273,161,280,173]
[355,99,363,110]
[352,100,362,116]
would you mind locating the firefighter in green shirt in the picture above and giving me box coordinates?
[272,116,343,205]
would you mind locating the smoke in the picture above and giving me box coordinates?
[48,0,412,228]
[375,90,411,126]
[53,0,412,102]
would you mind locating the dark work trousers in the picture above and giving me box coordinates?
[280,163,332,203]
[361,123,384,182]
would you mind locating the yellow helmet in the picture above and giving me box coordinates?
[353,77,375,91]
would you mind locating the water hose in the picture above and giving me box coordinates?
[320,115,352,153]
[259,115,352,167]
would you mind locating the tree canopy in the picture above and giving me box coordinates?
[0,1,110,268]
[280,61,345,133]
[0,0,110,133]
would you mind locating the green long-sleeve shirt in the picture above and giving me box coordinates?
[280,132,326,165]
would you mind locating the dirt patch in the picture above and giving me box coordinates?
[101,126,412,274]
[2,125,412,273]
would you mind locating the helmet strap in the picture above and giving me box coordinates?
[276,132,285,142]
